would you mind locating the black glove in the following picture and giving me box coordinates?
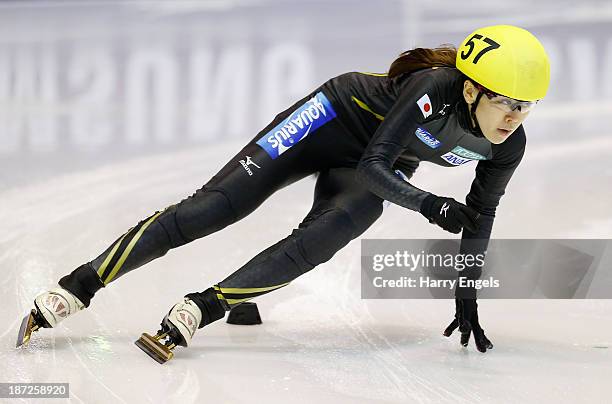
[443,298,493,353]
[420,195,480,234]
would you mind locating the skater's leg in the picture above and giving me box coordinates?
[183,167,385,329]
[23,89,352,349]
[133,167,382,360]
[56,90,344,308]
[58,146,316,308]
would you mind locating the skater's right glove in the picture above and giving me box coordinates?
[420,195,480,234]
[443,298,493,353]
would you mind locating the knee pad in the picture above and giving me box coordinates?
[216,208,360,286]
[155,204,189,248]
[355,204,384,235]
[297,207,356,268]
[163,188,237,244]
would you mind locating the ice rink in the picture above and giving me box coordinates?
[1,0,612,402]
[2,138,611,403]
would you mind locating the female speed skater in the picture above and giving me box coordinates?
[17,25,550,363]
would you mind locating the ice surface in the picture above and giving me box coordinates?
[1,140,611,403]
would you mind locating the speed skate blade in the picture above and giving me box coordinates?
[135,333,174,364]
[16,310,37,348]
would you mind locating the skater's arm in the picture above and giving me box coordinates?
[456,126,526,298]
[355,73,438,212]
[462,125,526,241]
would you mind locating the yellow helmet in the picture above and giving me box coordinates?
[456,25,550,101]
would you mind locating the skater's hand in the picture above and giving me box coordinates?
[443,298,493,353]
[420,196,480,234]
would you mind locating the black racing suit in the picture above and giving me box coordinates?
[58,67,525,329]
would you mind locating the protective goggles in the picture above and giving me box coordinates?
[473,83,538,113]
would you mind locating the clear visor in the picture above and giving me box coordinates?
[473,82,539,113]
[487,95,538,113]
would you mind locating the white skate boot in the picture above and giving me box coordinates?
[35,287,85,327]
[16,287,85,347]
[135,298,202,364]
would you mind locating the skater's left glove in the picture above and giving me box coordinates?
[419,195,480,234]
[443,298,493,353]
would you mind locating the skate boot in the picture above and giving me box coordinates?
[16,287,85,347]
[135,297,202,364]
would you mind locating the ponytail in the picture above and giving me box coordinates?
[388,45,457,78]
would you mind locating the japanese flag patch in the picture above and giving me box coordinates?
[416,94,432,118]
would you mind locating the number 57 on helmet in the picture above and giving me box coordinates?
[456,25,551,102]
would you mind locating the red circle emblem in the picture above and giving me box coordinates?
[424,103,431,112]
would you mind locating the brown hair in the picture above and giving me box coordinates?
[388,45,457,78]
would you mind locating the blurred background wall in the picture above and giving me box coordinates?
[0,0,610,192]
